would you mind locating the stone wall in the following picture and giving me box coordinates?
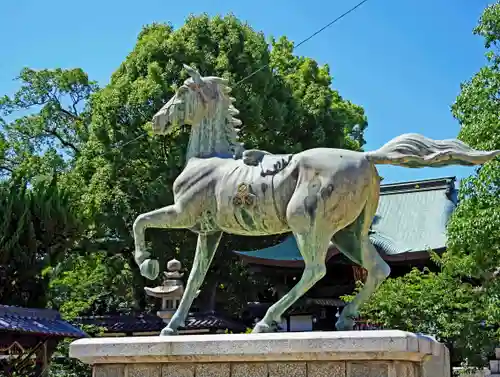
[94,360,423,377]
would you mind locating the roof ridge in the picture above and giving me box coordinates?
[381,176,455,186]
[380,176,455,195]
[0,304,61,320]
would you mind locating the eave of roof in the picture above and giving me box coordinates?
[77,311,247,334]
[0,305,88,338]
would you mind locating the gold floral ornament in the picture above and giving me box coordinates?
[233,183,256,207]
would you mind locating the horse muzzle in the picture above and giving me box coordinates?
[152,110,171,135]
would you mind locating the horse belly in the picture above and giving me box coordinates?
[215,173,293,236]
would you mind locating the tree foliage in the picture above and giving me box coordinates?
[0,11,370,377]
[0,68,97,179]
[445,0,500,361]
[345,266,493,366]
[0,177,83,308]
[47,252,136,319]
[349,2,500,367]
[68,13,368,314]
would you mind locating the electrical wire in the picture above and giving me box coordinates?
[234,0,371,86]
[99,0,372,156]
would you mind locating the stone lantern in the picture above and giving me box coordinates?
[144,259,184,324]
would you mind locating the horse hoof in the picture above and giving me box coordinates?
[252,322,271,333]
[160,327,178,336]
[140,259,159,280]
[252,321,278,333]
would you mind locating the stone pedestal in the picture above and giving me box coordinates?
[69,330,450,377]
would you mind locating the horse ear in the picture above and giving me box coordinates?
[183,64,203,85]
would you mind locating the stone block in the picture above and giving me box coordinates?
[231,362,268,377]
[162,363,195,377]
[269,362,306,377]
[423,344,450,377]
[308,361,346,377]
[347,361,389,377]
[127,364,161,377]
[94,364,125,377]
[69,330,444,364]
[196,363,230,377]
[392,361,419,377]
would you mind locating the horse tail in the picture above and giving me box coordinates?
[365,133,500,168]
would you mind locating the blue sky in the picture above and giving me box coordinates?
[0,0,494,183]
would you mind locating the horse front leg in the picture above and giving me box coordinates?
[161,231,222,336]
[133,203,195,280]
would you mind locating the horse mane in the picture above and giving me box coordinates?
[190,76,245,157]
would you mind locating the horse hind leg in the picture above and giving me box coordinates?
[252,177,338,333]
[334,205,391,331]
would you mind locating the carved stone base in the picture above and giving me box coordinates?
[70,330,450,377]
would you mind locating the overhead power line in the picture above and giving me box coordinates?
[235,0,371,86]
[101,0,372,155]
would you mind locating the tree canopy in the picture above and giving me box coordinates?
[1,13,368,319]
[64,13,368,315]
[0,176,83,308]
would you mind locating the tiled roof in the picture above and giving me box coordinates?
[233,177,457,266]
[0,305,88,338]
[372,176,456,255]
[78,313,163,333]
[77,311,247,334]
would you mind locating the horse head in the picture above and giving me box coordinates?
[152,65,243,159]
[152,65,236,134]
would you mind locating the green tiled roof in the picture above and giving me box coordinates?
[233,177,457,264]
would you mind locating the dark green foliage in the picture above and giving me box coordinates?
[0,176,83,308]
[72,13,368,315]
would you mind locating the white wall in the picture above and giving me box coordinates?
[289,315,313,332]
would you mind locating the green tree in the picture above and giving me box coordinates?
[72,13,368,314]
[0,66,135,315]
[46,251,136,318]
[0,176,83,308]
[0,68,97,180]
[345,2,500,367]
[344,267,492,366]
[0,68,98,377]
[445,0,500,361]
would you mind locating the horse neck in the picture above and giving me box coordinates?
[186,108,238,160]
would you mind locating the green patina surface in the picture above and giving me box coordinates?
[133,65,500,335]
[234,177,457,261]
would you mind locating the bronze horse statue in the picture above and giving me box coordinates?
[133,65,500,335]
